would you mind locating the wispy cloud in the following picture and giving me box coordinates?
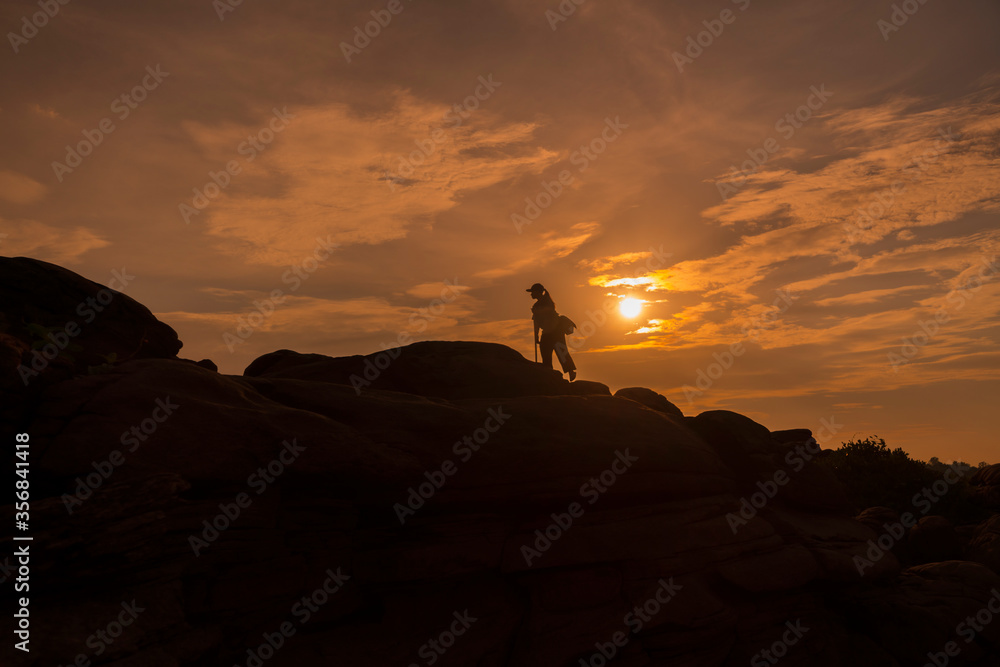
[0,218,108,263]
[186,96,558,266]
[0,171,46,205]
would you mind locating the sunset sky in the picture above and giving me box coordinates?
[2,0,998,463]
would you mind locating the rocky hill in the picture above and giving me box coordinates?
[3,256,1000,666]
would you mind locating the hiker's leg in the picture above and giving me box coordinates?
[539,333,555,369]
[554,339,575,373]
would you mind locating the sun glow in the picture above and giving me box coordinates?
[619,298,643,318]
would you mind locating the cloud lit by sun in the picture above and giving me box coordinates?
[588,270,677,292]
[632,319,666,334]
[595,276,657,289]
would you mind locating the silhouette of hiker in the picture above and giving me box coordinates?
[527,283,577,381]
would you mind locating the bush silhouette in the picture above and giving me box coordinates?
[819,437,992,525]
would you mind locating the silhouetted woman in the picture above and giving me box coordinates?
[526,283,577,381]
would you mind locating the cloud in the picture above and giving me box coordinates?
[164,280,485,351]
[473,221,600,280]
[29,104,59,120]
[813,285,927,307]
[0,219,108,264]
[577,250,652,273]
[0,171,46,204]
[585,88,1000,314]
[405,280,470,300]
[185,95,558,266]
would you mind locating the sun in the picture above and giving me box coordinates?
[619,298,643,318]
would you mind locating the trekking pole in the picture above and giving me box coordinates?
[534,335,538,363]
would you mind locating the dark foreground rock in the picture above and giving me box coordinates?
[3,258,1000,667]
[971,464,1000,509]
[245,342,612,399]
[1,256,182,432]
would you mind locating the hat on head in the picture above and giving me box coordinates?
[526,283,544,293]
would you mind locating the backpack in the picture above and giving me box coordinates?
[559,315,576,335]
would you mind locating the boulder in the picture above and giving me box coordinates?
[686,410,777,464]
[968,514,1000,575]
[908,516,961,564]
[244,341,601,400]
[0,256,181,380]
[770,428,814,446]
[856,506,901,532]
[780,462,854,513]
[844,561,1000,665]
[970,464,1000,509]
[614,386,684,420]
[0,255,182,436]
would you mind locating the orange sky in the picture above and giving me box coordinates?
[2,0,999,463]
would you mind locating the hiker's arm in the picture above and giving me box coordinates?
[533,322,540,344]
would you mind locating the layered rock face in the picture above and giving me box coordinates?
[4,257,1000,666]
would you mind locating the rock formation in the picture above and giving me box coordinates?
[3,256,1000,666]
